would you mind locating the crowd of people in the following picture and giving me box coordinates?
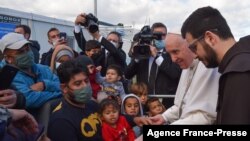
[0,6,250,141]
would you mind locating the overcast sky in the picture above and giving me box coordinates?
[1,0,250,40]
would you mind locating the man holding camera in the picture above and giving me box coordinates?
[74,13,127,76]
[41,28,68,66]
[125,23,181,108]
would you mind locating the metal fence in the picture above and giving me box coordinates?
[147,94,175,98]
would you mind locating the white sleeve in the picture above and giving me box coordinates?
[74,25,81,33]
[171,111,215,125]
[162,104,179,123]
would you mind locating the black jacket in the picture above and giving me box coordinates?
[125,51,181,107]
[74,30,127,76]
[29,40,40,64]
[217,35,250,124]
[40,48,53,66]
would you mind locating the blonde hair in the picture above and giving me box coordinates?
[130,82,148,97]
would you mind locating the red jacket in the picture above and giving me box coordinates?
[89,69,101,99]
[102,115,135,141]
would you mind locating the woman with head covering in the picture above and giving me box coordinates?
[50,45,74,73]
[75,55,101,100]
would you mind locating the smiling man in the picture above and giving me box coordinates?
[150,33,220,124]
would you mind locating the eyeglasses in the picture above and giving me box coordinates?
[188,28,219,53]
[188,35,204,53]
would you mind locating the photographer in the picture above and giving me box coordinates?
[74,13,127,76]
[41,28,78,66]
[125,23,182,108]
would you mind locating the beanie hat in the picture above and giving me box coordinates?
[75,55,94,67]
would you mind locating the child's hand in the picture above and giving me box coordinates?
[116,96,122,105]
[96,66,102,72]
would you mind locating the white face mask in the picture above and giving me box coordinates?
[110,41,118,48]
[55,62,61,69]
[51,39,59,48]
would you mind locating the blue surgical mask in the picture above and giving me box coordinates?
[154,40,165,49]
[73,84,92,103]
[15,50,34,70]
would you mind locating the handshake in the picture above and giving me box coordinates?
[133,115,166,127]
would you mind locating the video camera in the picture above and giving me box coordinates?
[81,13,99,33]
[129,25,162,59]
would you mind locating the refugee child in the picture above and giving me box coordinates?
[96,64,125,104]
[130,82,148,114]
[146,97,166,117]
[99,98,135,141]
[121,94,143,137]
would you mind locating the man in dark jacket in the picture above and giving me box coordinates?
[40,28,67,66]
[181,6,250,124]
[15,25,40,63]
[74,13,127,76]
[125,23,182,108]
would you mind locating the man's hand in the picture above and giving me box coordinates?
[75,13,87,25]
[0,89,17,108]
[8,109,39,134]
[134,117,152,127]
[90,31,101,40]
[30,82,45,91]
[150,45,158,57]
[149,114,166,125]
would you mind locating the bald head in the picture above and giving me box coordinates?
[165,33,196,69]
[166,33,185,48]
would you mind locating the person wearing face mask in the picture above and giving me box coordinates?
[74,13,127,77]
[125,23,182,108]
[50,44,74,73]
[75,55,102,100]
[41,28,65,66]
[0,33,62,110]
[14,24,41,64]
[48,59,102,141]
[48,60,152,141]
[83,40,103,66]
[41,28,78,66]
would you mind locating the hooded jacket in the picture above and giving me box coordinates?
[121,94,143,137]
[50,45,74,73]
[217,35,250,124]
[121,94,144,117]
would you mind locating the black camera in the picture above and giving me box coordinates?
[81,13,99,33]
[129,25,162,59]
